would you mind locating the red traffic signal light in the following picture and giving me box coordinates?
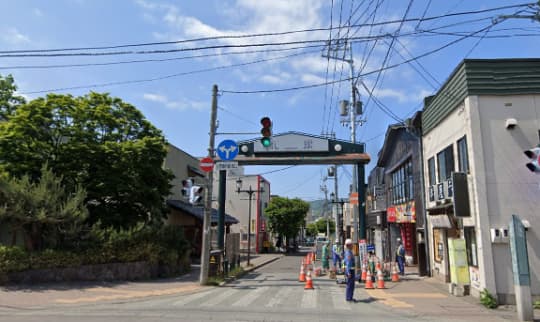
[260,117,272,147]
[524,146,540,173]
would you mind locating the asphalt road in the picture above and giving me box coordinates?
[0,250,530,322]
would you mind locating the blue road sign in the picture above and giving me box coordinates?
[367,244,375,252]
[216,140,239,161]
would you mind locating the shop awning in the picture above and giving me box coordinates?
[427,202,453,215]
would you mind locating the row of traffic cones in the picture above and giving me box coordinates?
[361,262,400,289]
[298,258,315,289]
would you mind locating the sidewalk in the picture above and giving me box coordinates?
[0,253,283,309]
[355,265,539,322]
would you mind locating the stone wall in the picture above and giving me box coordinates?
[2,261,188,284]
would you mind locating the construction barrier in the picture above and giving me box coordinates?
[299,260,306,282]
[304,270,314,290]
[376,268,386,289]
[365,269,375,289]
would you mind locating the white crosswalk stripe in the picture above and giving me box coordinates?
[231,286,269,307]
[264,286,292,308]
[200,288,238,307]
[300,289,317,309]
[172,290,214,307]
[330,287,352,311]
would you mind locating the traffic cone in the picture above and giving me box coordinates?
[311,252,315,262]
[299,260,306,282]
[304,270,314,290]
[376,268,386,289]
[391,263,400,282]
[375,260,381,271]
[360,261,367,282]
[364,269,375,289]
[305,254,311,266]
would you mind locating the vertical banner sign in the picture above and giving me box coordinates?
[509,215,530,286]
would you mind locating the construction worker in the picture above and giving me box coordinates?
[332,239,343,273]
[321,240,330,273]
[396,238,405,276]
[344,238,356,302]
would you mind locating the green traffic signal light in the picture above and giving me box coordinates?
[260,116,272,147]
[261,137,271,147]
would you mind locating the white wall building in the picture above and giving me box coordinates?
[422,59,539,304]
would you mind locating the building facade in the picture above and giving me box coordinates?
[374,118,427,275]
[422,59,540,303]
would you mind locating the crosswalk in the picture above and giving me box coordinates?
[172,283,359,311]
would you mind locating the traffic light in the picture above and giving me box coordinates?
[181,178,193,199]
[190,185,204,205]
[260,116,272,147]
[524,146,540,173]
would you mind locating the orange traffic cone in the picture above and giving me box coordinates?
[305,254,311,266]
[391,263,400,282]
[360,261,367,282]
[375,260,381,271]
[376,268,386,289]
[304,270,314,290]
[311,252,315,262]
[299,260,306,282]
[364,269,375,289]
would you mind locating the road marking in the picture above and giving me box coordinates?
[330,288,352,311]
[365,289,413,308]
[231,286,269,307]
[55,285,203,304]
[200,288,238,307]
[264,287,291,308]
[301,289,317,309]
[173,289,214,306]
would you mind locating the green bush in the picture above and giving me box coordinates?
[534,300,540,309]
[0,223,191,276]
[0,246,29,273]
[480,288,498,309]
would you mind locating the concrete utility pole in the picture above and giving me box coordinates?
[333,165,341,244]
[200,84,218,285]
[323,40,365,243]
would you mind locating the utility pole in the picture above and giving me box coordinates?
[332,165,341,244]
[323,40,366,246]
[200,84,218,285]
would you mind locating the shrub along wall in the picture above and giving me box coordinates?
[0,243,191,284]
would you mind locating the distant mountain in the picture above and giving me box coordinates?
[308,199,330,219]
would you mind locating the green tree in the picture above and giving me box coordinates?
[0,91,173,228]
[265,197,309,247]
[0,74,25,121]
[306,222,318,237]
[0,165,88,251]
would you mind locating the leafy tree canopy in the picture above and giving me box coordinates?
[0,164,88,251]
[0,84,173,229]
[0,74,25,121]
[265,196,309,244]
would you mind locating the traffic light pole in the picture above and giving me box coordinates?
[200,84,218,285]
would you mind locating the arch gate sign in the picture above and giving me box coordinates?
[231,131,370,240]
[235,131,370,166]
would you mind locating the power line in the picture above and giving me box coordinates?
[221,19,502,95]
[19,48,319,94]
[1,2,533,56]
[0,44,325,70]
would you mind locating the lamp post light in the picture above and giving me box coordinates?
[330,192,346,246]
[236,178,264,267]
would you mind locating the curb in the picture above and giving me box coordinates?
[219,255,283,286]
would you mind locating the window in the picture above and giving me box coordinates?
[428,157,436,186]
[389,159,413,205]
[457,136,469,173]
[464,227,478,267]
[437,145,454,182]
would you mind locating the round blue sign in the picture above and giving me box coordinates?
[216,140,239,161]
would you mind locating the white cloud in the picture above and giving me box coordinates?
[301,73,325,84]
[33,8,43,17]
[142,93,206,111]
[1,28,30,44]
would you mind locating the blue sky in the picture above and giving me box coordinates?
[1,0,540,201]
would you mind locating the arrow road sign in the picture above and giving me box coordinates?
[216,140,239,161]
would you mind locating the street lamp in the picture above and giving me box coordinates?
[236,178,264,267]
[330,192,346,246]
